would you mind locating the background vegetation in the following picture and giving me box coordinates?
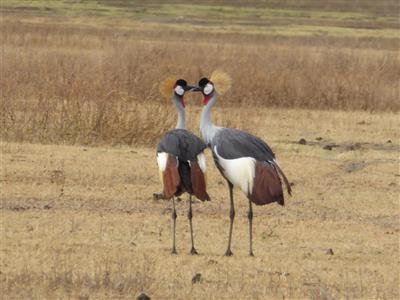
[1,0,399,146]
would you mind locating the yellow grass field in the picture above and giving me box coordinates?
[1,1,399,299]
[2,108,399,299]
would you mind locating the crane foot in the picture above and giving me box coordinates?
[190,247,198,255]
[224,249,233,256]
[153,193,164,200]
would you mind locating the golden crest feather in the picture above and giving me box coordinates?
[210,70,232,95]
[159,76,177,99]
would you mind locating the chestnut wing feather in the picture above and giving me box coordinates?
[249,161,284,206]
[162,154,180,199]
[190,160,210,201]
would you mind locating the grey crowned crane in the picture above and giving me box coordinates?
[193,71,292,256]
[156,78,210,255]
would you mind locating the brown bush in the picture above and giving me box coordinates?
[1,19,399,146]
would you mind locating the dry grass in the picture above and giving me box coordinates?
[1,108,399,299]
[1,2,399,299]
[1,13,399,146]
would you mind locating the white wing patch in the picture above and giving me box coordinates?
[156,152,169,171]
[214,146,256,195]
[197,152,207,173]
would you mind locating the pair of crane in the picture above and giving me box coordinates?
[156,71,292,256]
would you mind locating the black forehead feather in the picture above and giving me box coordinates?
[198,77,210,87]
[175,79,187,86]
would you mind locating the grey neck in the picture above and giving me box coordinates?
[200,93,221,145]
[173,95,185,129]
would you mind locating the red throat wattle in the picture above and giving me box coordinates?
[180,97,185,108]
[203,96,210,105]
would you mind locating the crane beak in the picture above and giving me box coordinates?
[184,85,199,92]
[183,85,196,92]
[188,86,202,92]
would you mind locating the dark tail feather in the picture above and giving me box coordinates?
[162,155,181,199]
[249,161,284,206]
[274,162,292,196]
[178,160,192,193]
[190,160,210,201]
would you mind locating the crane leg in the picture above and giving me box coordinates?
[188,195,198,255]
[248,199,254,256]
[171,196,177,254]
[225,182,235,256]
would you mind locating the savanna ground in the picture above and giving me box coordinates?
[1,1,399,299]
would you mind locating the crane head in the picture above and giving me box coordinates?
[193,71,232,105]
[192,77,214,105]
[159,77,197,108]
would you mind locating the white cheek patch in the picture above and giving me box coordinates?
[204,83,214,95]
[174,86,184,96]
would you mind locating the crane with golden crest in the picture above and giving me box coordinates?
[156,77,210,255]
[193,70,292,256]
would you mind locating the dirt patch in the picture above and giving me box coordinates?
[296,138,399,152]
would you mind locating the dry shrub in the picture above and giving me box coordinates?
[1,20,399,146]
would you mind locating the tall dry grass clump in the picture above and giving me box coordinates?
[1,20,399,146]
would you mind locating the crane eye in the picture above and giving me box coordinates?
[204,83,214,95]
[174,85,185,96]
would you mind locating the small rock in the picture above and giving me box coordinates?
[323,145,333,150]
[357,120,366,125]
[130,150,138,154]
[192,273,202,284]
[298,138,307,145]
[344,161,366,173]
[289,182,295,187]
[277,272,290,278]
[43,204,51,210]
[137,292,151,300]
[326,248,334,255]
[315,137,323,141]
[153,193,162,200]
[389,182,396,186]
[386,139,392,143]
[83,148,88,151]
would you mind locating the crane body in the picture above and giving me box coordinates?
[195,75,291,256]
[156,79,210,255]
